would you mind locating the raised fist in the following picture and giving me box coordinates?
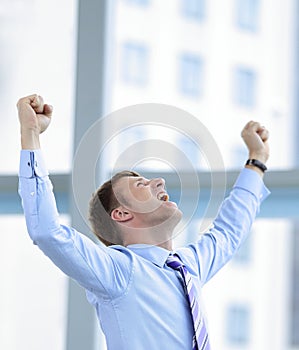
[17,94,53,135]
[241,121,270,164]
[17,94,53,149]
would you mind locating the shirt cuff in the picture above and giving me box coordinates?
[234,168,270,202]
[19,149,49,178]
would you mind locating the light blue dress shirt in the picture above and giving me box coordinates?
[18,150,270,350]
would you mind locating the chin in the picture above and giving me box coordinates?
[141,200,183,228]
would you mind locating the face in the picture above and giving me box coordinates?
[113,175,182,228]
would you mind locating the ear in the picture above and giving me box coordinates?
[111,207,133,222]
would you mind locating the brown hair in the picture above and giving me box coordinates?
[88,170,140,246]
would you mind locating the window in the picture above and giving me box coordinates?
[226,305,251,344]
[0,215,68,350]
[0,0,76,174]
[0,1,76,348]
[234,67,257,107]
[235,0,259,32]
[121,42,149,86]
[179,54,203,97]
[181,0,205,21]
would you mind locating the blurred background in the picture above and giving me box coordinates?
[0,0,298,349]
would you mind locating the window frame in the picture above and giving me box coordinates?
[234,66,257,108]
[179,53,204,97]
[180,0,206,22]
[121,41,149,86]
[235,0,260,32]
[226,304,251,344]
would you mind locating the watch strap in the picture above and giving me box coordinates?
[245,159,267,172]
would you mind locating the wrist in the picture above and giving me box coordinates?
[245,159,267,178]
[21,129,40,150]
[248,152,269,164]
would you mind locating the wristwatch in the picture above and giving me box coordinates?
[245,159,267,173]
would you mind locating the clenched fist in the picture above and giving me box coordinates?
[241,121,270,175]
[17,94,53,149]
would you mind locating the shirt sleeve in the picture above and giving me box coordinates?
[177,168,270,286]
[18,150,133,299]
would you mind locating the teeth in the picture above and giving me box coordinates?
[157,193,169,201]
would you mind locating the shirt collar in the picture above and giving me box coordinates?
[126,244,171,268]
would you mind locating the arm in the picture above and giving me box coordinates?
[178,121,270,285]
[17,95,132,297]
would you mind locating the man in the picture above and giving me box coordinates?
[18,94,270,349]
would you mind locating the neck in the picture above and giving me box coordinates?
[121,225,174,250]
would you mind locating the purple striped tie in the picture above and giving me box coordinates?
[166,254,211,350]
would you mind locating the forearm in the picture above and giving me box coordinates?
[192,168,270,285]
[210,177,261,254]
[18,150,57,243]
[213,168,269,249]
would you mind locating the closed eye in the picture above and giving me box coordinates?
[136,178,150,187]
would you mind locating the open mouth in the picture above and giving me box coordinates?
[157,192,169,202]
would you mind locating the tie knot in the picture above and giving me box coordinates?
[166,254,184,270]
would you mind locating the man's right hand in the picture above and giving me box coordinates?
[17,94,53,150]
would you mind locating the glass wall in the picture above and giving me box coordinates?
[0,0,77,174]
[0,215,69,350]
[103,0,299,349]
[0,0,298,349]
[203,219,295,350]
[109,0,298,171]
[0,0,77,349]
